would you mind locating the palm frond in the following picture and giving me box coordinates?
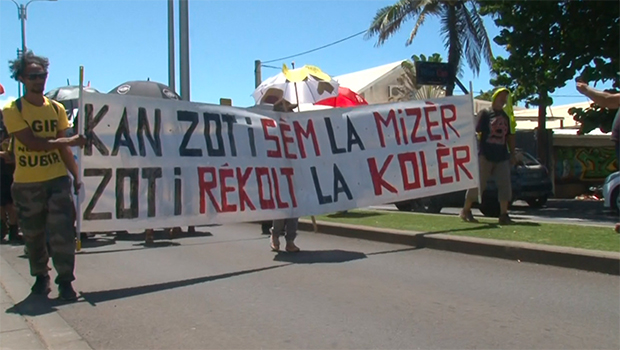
[466,1,493,66]
[440,4,463,82]
[406,1,441,45]
[366,0,436,47]
[457,1,493,75]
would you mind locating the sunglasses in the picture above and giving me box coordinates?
[25,72,48,80]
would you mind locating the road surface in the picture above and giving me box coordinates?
[2,224,618,349]
[373,199,618,227]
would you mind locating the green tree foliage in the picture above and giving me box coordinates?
[569,89,619,135]
[481,1,568,110]
[480,0,619,135]
[366,0,493,96]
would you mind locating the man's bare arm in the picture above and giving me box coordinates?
[56,129,79,179]
[0,151,13,162]
[576,83,620,109]
[12,128,85,152]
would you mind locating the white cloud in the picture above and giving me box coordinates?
[0,96,17,109]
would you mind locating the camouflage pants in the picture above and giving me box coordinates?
[12,176,76,284]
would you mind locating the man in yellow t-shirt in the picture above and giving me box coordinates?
[2,51,85,301]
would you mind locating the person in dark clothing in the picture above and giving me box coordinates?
[461,88,516,225]
[0,112,20,243]
[260,221,271,235]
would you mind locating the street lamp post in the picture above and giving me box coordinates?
[10,0,57,96]
[179,0,190,101]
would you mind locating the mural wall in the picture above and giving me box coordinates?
[555,146,618,182]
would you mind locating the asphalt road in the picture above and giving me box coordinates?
[373,199,619,227]
[2,224,619,349]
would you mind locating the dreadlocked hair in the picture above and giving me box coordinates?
[9,50,49,81]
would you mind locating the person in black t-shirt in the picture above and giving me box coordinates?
[461,89,516,225]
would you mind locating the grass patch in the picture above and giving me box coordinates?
[306,210,620,252]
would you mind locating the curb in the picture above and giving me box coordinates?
[297,219,620,275]
[0,255,94,350]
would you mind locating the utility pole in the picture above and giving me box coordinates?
[254,60,262,88]
[10,0,58,95]
[167,0,175,92]
[16,49,22,97]
[179,0,190,101]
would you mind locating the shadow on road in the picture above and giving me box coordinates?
[5,293,76,317]
[81,238,117,249]
[114,229,213,242]
[79,264,288,306]
[366,247,421,256]
[6,245,423,312]
[75,237,267,256]
[418,221,541,236]
[273,249,367,264]
[133,241,182,248]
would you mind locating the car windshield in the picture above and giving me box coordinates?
[515,151,540,166]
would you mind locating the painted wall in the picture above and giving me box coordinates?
[554,146,618,182]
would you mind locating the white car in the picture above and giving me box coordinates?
[602,171,620,213]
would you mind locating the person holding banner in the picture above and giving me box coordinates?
[2,51,86,301]
[269,99,301,252]
[461,88,516,225]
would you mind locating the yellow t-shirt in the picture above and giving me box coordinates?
[2,98,70,183]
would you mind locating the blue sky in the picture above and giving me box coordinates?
[0,0,602,108]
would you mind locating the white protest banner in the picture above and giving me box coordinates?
[78,93,479,232]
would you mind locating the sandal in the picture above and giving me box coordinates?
[285,241,300,253]
[270,231,280,251]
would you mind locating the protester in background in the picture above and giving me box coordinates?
[261,221,271,235]
[269,99,301,252]
[575,80,620,160]
[2,51,86,301]
[0,111,20,243]
[575,80,620,233]
[461,88,516,225]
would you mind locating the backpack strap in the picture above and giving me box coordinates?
[15,97,22,113]
[15,97,59,115]
[46,97,60,115]
[8,98,22,160]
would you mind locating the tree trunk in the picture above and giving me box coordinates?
[536,90,549,168]
[446,80,455,96]
[445,5,458,97]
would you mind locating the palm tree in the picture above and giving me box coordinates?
[391,53,446,101]
[366,0,493,96]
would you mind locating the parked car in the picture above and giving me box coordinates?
[602,171,620,213]
[393,149,554,217]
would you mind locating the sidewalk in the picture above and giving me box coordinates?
[0,284,47,350]
[0,255,93,350]
[298,219,620,275]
